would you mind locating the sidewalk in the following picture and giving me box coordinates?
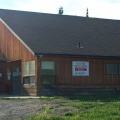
[0,94,39,99]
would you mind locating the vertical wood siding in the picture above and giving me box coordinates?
[0,60,21,93]
[40,57,120,85]
[0,21,38,89]
[0,21,35,62]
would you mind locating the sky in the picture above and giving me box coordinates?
[0,0,120,20]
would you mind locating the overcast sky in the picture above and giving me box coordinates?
[0,0,120,20]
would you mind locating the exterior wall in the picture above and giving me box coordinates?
[0,20,38,96]
[0,60,21,93]
[38,57,120,85]
[0,21,35,62]
[0,62,7,93]
[37,56,120,96]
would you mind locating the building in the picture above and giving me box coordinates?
[0,9,120,96]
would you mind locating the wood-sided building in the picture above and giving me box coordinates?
[0,9,120,96]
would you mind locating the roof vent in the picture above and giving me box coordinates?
[59,7,63,15]
[76,42,84,48]
[86,8,89,17]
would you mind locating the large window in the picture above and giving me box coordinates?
[106,63,120,75]
[23,61,35,85]
[41,61,56,84]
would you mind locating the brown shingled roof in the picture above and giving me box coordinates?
[0,9,120,58]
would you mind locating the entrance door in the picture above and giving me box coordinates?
[12,66,21,95]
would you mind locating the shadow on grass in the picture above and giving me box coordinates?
[53,95,120,102]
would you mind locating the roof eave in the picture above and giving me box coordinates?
[35,53,120,59]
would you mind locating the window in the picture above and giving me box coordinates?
[23,61,35,76]
[41,61,56,84]
[106,63,119,75]
[119,64,120,75]
[23,76,35,85]
[23,61,35,85]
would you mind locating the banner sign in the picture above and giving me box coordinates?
[72,61,89,76]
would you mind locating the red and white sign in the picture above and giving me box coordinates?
[72,61,89,76]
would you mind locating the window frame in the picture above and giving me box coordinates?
[23,61,35,85]
[23,61,35,77]
[106,63,119,75]
[23,76,35,85]
[41,61,56,85]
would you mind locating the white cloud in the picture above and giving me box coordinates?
[13,0,59,13]
[87,0,120,19]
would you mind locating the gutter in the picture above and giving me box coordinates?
[35,53,120,60]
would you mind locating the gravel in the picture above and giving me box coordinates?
[0,99,54,120]
[0,98,74,120]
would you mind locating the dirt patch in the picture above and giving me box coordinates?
[0,99,77,120]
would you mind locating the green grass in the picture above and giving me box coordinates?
[30,95,120,120]
[64,112,74,116]
[53,95,120,102]
[39,95,120,102]
[39,96,54,101]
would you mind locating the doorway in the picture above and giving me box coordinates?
[12,66,21,95]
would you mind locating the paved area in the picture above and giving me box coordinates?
[0,94,39,99]
[0,97,70,120]
[0,98,49,120]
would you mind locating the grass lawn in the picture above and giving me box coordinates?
[29,95,120,120]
